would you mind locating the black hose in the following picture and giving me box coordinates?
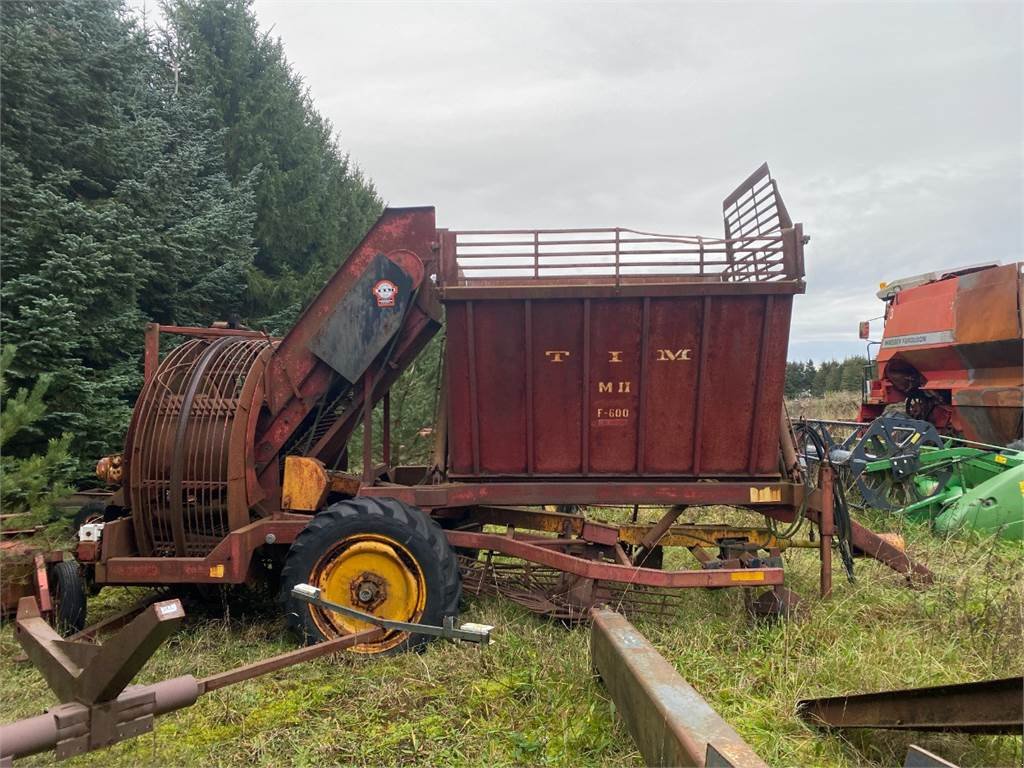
[792,421,855,582]
[832,473,856,582]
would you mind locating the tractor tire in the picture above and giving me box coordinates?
[50,561,87,635]
[280,497,461,655]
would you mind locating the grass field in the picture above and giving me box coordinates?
[1,395,1022,767]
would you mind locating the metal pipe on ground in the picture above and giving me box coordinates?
[590,607,767,768]
[0,596,383,764]
[0,676,200,762]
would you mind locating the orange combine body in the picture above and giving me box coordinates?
[860,262,1023,446]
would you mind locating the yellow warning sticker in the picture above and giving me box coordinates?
[1019,481,1024,497]
[910,433,920,444]
[749,487,782,503]
[209,564,225,578]
[731,571,766,582]
[995,454,1007,465]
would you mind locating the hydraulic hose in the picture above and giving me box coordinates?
[789,421,855,581]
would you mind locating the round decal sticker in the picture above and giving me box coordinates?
[372,279,398,308]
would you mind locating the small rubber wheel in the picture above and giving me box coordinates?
[50,561,87,635]
[280,497,461,654]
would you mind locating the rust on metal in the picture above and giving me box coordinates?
[442,165,803,480]
[14,595,185,706]
[120,208,443,563]
[85,165,928,628]
[590,607,768,767]
[797,676,1024,734]
[861,262,1023,445]
[0,596,379,763]
[761,500,933,584]
[0,542,63,619]
[360,479,798,509]
[197,627,382,693]
[446,530,782,590]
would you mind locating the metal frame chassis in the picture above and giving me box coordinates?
[91,465,931,598]
[93,511,785,590]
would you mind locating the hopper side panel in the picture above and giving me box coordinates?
[750,297,793,473]
[445,303,474,474]
[588,299,643,473]
[641,298,703,473]
[475,302,528,473]
[532,300,585,473]
[698,297,761,474]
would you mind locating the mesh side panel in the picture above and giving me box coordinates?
[722,163,793,282]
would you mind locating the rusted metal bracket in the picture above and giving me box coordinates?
[14,596,185,707]
[590,607,767,767]
[0,597,382,763]
[797,676,1024,734]
[1,596,198,763]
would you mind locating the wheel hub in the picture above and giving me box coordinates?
[351,572,387,610]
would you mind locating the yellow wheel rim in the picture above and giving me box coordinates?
[309,533,426,653]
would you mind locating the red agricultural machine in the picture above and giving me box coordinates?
[859,262,1023,447]
[58,163,925,653]
[0,164,941,765]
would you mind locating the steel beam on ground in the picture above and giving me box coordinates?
[797,676,1023,734]
[590,607,767,767]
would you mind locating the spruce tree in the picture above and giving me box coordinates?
[159,0,383,321]
[840,356,867,392]
[1,0,256,471]
[0,346,75,519]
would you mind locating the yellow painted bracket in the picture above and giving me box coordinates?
[282,456,361,512]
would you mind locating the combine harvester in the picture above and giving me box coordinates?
[0,165,932,764]
[798,262,1023,540]
[859,261,1022,446]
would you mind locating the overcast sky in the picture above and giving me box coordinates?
[174,2,1024,360]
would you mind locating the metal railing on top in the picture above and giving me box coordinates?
[447,226,797,285]
[442,164,804,287]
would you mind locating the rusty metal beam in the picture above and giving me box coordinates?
[761,503,934,583]
[361,480,796,509]
[0,675,200,762]
[448,531,781,589]
[590,608,767,767]
[460,505,812,550]
[797,676,1023,734]
[198,627,383,693]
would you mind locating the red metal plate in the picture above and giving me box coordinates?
[446,293,793,478]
